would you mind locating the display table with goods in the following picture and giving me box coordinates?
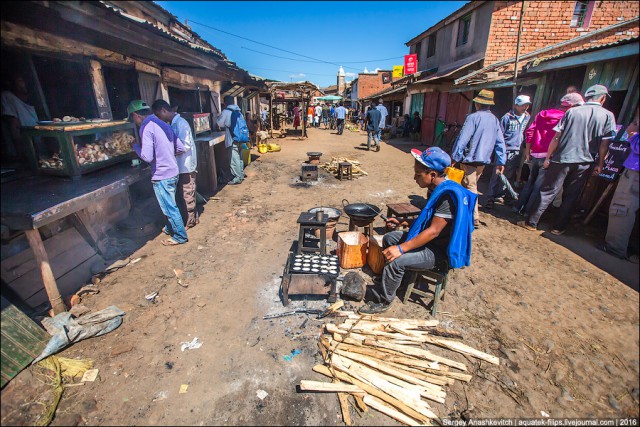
[22,120,139,178]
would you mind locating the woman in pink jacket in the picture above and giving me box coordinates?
[515,93,584,215]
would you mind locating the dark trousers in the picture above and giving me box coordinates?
[526,162,592,230]
[337,119,345,135]
[489,151,520,200]
[517,157,546,214]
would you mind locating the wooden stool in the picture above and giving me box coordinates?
[338,162,353,180]
[296,212,327,254]
[401,262,450,316]
[386,202,421,231]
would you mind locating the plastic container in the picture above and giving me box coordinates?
[367,235,385,275]
[258,144,268,153]
[242,143,251,166]
[337,232,369,269]
[445,166,464,184]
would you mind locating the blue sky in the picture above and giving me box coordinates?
[156,1,468,87]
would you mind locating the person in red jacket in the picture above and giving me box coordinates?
[514,92,584,215]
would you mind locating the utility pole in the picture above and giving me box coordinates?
[513,0,527,98]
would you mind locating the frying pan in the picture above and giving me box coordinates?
[342,199,388,224]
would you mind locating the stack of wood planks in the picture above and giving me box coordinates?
[320,158,368,178]
[300,311,499,426]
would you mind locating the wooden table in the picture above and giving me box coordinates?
[1,163,150,313]
[386,202,422,231]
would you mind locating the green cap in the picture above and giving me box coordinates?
[126,100,149,117]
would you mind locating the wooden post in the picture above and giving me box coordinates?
[269,92,274,139]
[24,229,67,315]
[512,1,527,98]
[583,180,616,225]
[303,92,308,138]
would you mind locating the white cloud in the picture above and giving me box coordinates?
[289,73,306,78]
[345,72,356,78]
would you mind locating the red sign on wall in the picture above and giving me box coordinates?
[404,54,418,75]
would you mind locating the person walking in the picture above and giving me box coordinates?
[365,100,382,152]
[515,93,584,215]
[335,102,347,135]
[322,103,330,129]
[127,100,188,246]
[314,103,322,128]
[486,95,531,208]
[307,104,314,126]
[451,89,507,228]
[293,102,301,130]
[260,107,268,128]
[376,98,388,141]
[216,95,245,185]
[598,109,639,263]
[518,84,617,234]
[152,100,199,229]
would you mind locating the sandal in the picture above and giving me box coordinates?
[550,229,566,236]
[161,238,182,246]
[517,220,537,231]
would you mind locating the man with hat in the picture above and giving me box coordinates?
[486,95,532,208]
[359,147,477,314]
[518,84,616,234]
[451,89,507,228]
[127,100,188,246]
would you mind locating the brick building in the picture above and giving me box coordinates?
[400,0,639,145]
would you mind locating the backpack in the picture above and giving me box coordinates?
[227,108,250,143]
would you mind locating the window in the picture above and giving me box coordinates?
[102,66,140,120]
[456,14,472,46]
[413,40,422,63]
[570,1,594,28]
[31,55,97,120]
[427,34,437,58]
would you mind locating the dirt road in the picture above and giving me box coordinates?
[2,125,638,425]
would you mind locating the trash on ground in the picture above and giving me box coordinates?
[81,369,100,382]
[76,284,100,297]
[145,291,158,303]
[300,311,500,425]
[180,337,202,352]
[34,306,126,363]
[152,390,168,402]
[179,384,189,394]
[283,349,302,361]
[256,389,269,400]
[173,268,188,288]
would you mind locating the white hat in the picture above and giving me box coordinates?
[514,95,531,106]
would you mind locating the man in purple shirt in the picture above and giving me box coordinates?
[127,100,188,246]
[599,109,639,263]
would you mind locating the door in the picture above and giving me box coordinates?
[421,92,439,145]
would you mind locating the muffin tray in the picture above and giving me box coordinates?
[288,253,340,277]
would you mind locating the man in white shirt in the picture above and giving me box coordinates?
[1,73,39,160]
[335,102,347,135]
[376,98,388,141]
[153,100,199,229]
[314,103,322,128]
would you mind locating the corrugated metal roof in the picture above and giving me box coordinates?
[98,1,248,75]
[526,36,639,68]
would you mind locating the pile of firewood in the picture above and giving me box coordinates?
[320,157,368,177]
[300,312,499,425]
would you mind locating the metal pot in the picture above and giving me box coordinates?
[341,199,386,225]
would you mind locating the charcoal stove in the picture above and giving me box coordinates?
[301,164,318,181]
[306,151,323,164]
[281,252,340,306]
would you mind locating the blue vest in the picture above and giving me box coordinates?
[405,180,477,268]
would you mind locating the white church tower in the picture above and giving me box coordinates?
[337,66,346,96]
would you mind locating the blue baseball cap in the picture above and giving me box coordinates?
[411,147,451,173]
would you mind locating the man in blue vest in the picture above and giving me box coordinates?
[360,147,477,314]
